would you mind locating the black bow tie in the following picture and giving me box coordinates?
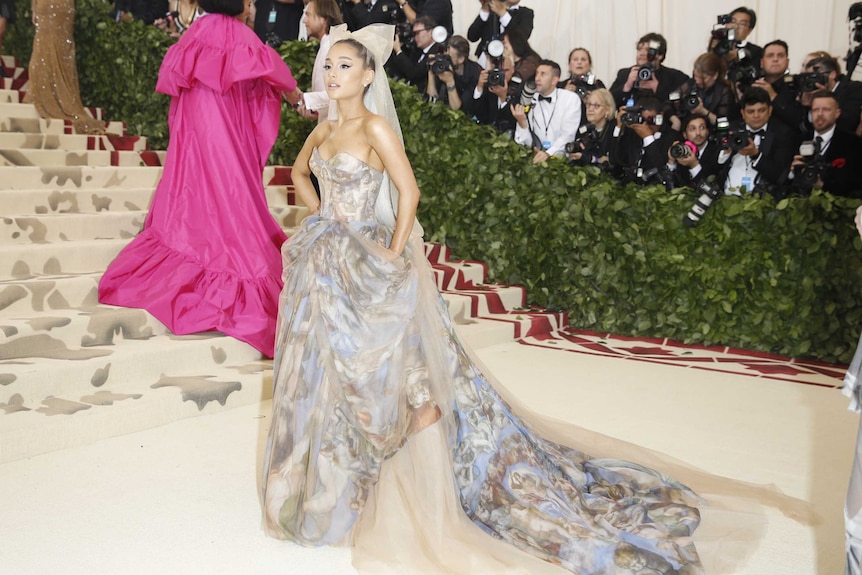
[538,95,553,103]
[752,129,766,137]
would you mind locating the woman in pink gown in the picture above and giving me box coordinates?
[99,0,301,357]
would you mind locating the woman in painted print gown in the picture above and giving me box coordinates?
[262,23,808,575]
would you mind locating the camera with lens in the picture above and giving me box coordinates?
[668,86,702,117]
[711,27,737,56]
[728,60,764,89]
[430,53,453,75]
[670,140,696,159]
[636,40,660,82]
[620,106,644,126]
[793,139,825,190]
[724,128,754,152]
[683,179,722,227]
[426,26,452,75]
[716,13,733,25]
[485,39,506,88]
[507,76,536,111]
[792,71,828,92]
[562,73,597,97]
[565,123,601,155]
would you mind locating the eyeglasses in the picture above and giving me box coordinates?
[585,103,604,109]
[731,19,750,28]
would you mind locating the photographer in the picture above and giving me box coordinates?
[719,87,796,196]
[799,56,862,136]
[608,92,679,185]
[462,50,517,134]
[388,15,440,93]
[609,33,689,107]
[392,0,452,35]
[669,53,735,128]
[425,35,481,112]
[568,88,615,169]
[665,114,723,189]
[467,0,534,60]
[709,7,763,69]
[559,47,605,113]
[512,60,581,164]
[788,91,862,198]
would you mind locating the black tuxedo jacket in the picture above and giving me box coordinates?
[344,0,399,31]
[387,43,440,93]
[728,119,797,186]
[462,89,516,135]
[609,65,690,106]
[833,78,862,136]
[819,130,862,198]
[467,7,535,57]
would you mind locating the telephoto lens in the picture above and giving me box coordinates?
[683,180,722,227]
[670,141,696,159]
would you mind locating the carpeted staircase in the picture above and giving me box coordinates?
[0,55,566,464]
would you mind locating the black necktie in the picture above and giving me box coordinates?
[538,95,553,103]
[815,135,824,148]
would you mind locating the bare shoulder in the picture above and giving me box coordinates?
[309,120,334,144]
[362,114,399,145]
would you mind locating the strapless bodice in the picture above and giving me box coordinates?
[310,148,385,222]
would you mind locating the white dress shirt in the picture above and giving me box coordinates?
[514,88,581,157]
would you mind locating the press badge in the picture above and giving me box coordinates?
[542,140,551,150]
[268,8,277,24]
[741,176,752,192]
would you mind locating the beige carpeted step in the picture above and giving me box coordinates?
[0,211,147,244]
[0,272,102,314]
[0,165,163,190]
[0,238,130,277]
[0,187,156,214]
[0,334,272,463]
[0,132,149,151]
[0,148,164,167]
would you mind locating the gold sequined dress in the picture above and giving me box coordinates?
[25,0,106,134]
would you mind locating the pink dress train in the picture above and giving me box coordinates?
[99,13,297,358]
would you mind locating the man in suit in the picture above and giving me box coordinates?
[608,93,680,185]
[511,60,581,164]
[665,114,723,189]
[467,0,534,59]
[719,87,797,196]
[789,91,862,198]
[462,51,517,135]
[802,56,862,136]
[609,33,689,107]
[711,7,763,69]
[393,0,452,35]
[387,15,439,93]
[342,0,400,30]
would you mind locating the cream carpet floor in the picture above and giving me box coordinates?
[0,339,855,575]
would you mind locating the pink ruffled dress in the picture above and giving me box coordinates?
[99,13,297,358]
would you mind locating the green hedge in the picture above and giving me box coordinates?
[6,1,862,363]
